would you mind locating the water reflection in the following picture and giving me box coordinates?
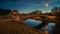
[24,19,43,27]
[24,19,56,34]
[47,23,56,30]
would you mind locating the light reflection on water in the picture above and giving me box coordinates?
[24,19,55,27]
[24,19,42,27]
[24,19,56,34]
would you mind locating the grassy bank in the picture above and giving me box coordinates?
[0,21,44,34]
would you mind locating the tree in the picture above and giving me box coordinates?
[32,10,42,15]
[51,7,60,34]
[0,8,11,16]
[51,7,60,16]
[8,9,19,16]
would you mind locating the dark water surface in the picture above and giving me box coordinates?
[24,19,56,34]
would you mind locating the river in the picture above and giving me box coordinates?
[24,19,56,34]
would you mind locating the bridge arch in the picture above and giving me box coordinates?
[19,14,56,29]
[20,15,49,29]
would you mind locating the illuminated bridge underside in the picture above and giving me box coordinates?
[20,14,56,23]
[0,15,57,29]
[20,14,56,29]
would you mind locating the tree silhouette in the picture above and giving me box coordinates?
[51,7,60,34]
[48,12,53,16]
[51,7,60,16]
[32,10,42,15]
[0,8,11,16]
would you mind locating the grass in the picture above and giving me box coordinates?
[0,21,44,34]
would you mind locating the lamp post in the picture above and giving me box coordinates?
[45,2,48,12]
[44,2,49,34]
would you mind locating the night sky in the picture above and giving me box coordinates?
[0,0,60,13]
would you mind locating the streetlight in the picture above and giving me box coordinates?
[45,2,48,12]
[45,2,48,7]
[44,2,49,34]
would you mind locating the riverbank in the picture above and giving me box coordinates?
[0,21,44,34]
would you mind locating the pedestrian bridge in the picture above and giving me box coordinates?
[19,14,56,29]
[19,14,56,23]
[0,15,57,29]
